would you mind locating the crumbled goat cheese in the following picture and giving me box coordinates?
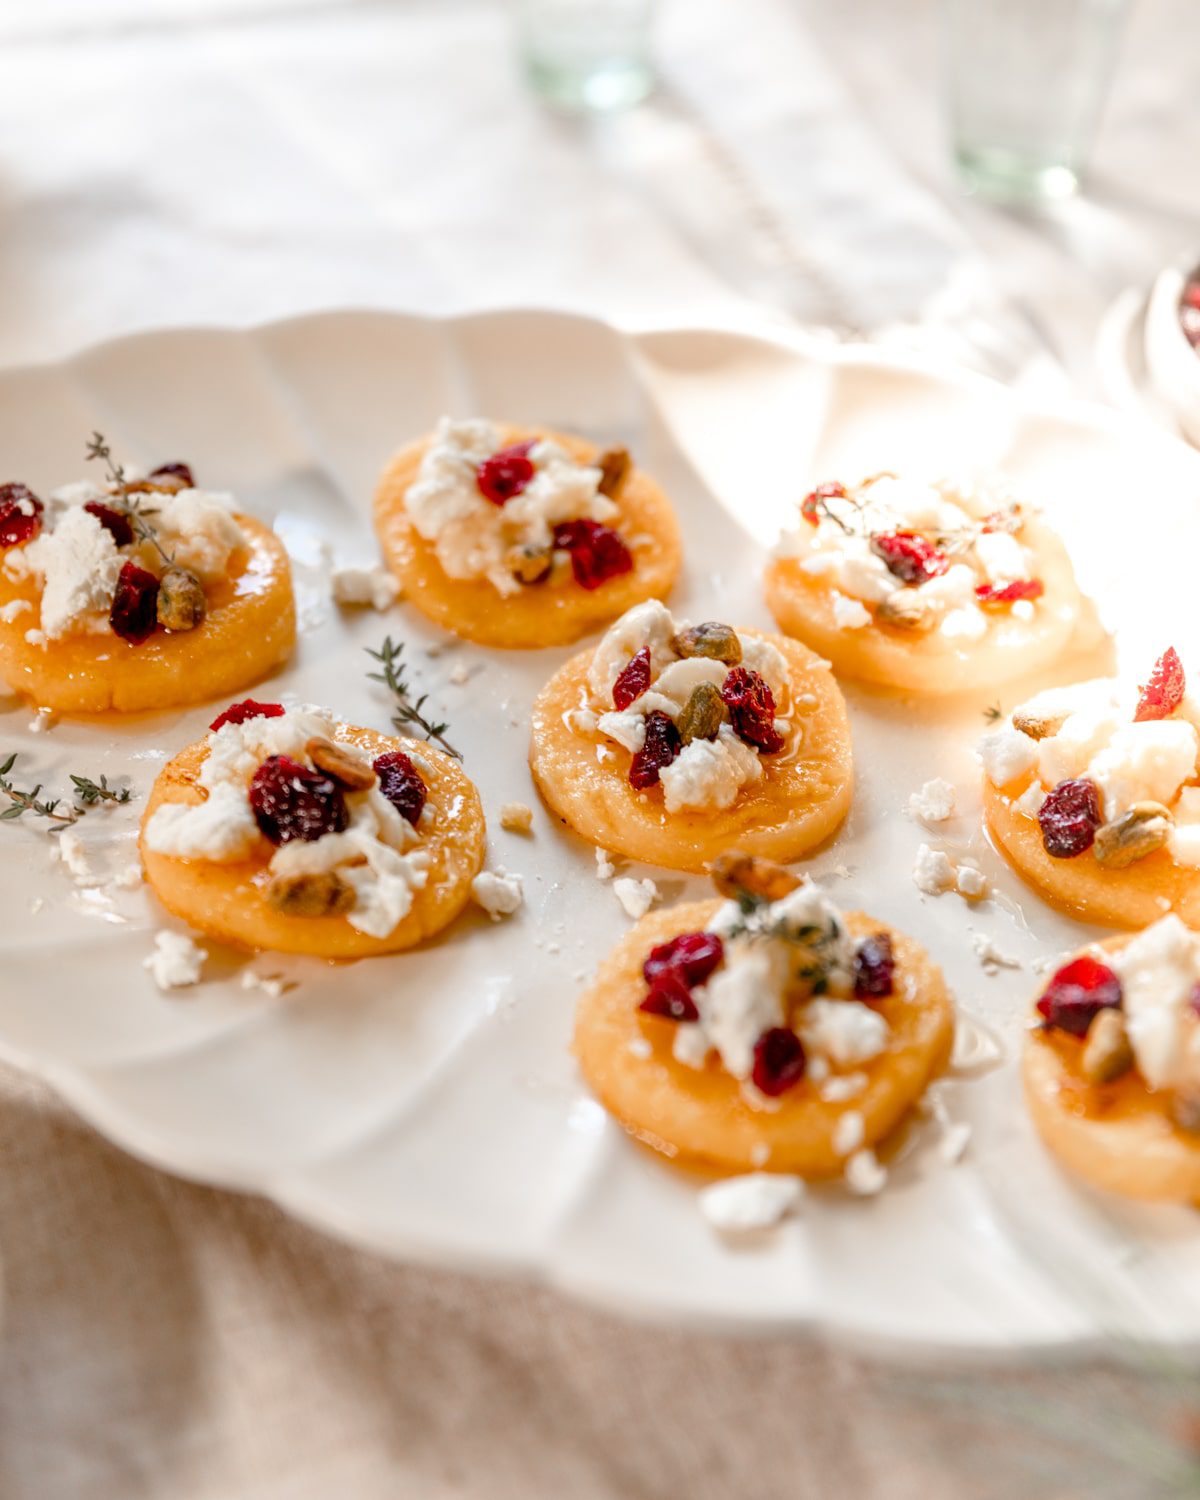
[240,969,286,999]
[972,933,1021,972]
[144,781,261,861]
[908,778,956,823]
[12,506,122,639]
[658,727,764,814]
[798,999,889,1067]
[831,592,871,630]
[979,726,1039,787]
[56,829,92,882]
[144,930,206,990]
[0,599,31,622]
[471,867,524,921]
[699,1173,804,1232]
[29,707,56,734]
[1087,720,1198,824]
[448,661,471,685]
[331,563,400,609]
[820,1071,867,1102]
[1013,782,1046,819]
[954,860,989,900]
[613,876,658,920]
[627,1036,652,1060]
[499,802,534,833]
[595,848,616,881]
[844,1148,888,1195]
[151,490,245,582]
[913,843,957,895]
[1110,915,1200,1089]
[832,1110,865,1157]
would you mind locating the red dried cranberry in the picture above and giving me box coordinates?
[720,666,784,753]
[613,647,652,710]
[751,1027,806,1097]
[476,442,535,505]
[1036,955,1122,1037]
[373,749,428,826]
[870,530,949,586]
[1134,647,1185,723]
[0,484,43,547]
[975,578,1045,607]
[628,710,681,790]
[148,462,194,487]
[84,499,135,548]
[643,931,725,989]
[209,699,286,732]
[638,974,700,1023]
[249,754,349,845]
[553,519,634,590]
[1038,777,1102,859]
[109,560,159,644]
[1183,282,1200,311]
[800,480,845,526]
[853,933,895,998]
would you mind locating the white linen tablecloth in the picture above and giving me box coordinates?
[2,2,1199,1495]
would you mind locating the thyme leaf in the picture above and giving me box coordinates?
[366,637,461,760]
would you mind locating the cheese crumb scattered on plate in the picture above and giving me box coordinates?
[240,969,286,999]
[144,930,206,990]
[972,932,1021,972]
[832,1109,865,1157]
[699,1172,804,1232]
[499,802,533,834]
[471,867,524,920]
[613,875,658,920]
[844,1148,888,1196]
[907,777,956,824]
[595,848,616,881]
[29,706,56,734]
[330,564,400,610]
[913,843,989,900]
[448,661,471,685]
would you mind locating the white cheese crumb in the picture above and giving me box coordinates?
[831,592,872,630]
[955,860,989,900]
[912,843,957,895]
[820,1071,867,1102]
[907,777,956,824]
[240,969,286,999]
[499,802,534,833]
[144,930,206,990]
[627,1036,652,1060]
[613,875,658,920]
[750,1141,771,1168]
[56,829,92,883]
[330,563,400,610]
[978,726,1038,787]
[595,848,616,880]
[1013,781,1046,820]
[470,867,524,921]
[29,707,56,734]
[1011,599,1035,622]
[798,999,889,1067]
[832,863,851,880]
[699,1173,804,1232]
[972,932,1021,972]
[596,744,614,764]
[114,862,143,890]
[832,1110,865,1157]
[0,598,31,622]
[844,1148,888,1196]
[448,661,470,685]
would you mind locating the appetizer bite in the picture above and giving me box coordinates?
[1024,916,1200,1203]
[574,855,955,1178]
[764,473,1082,695]
[140,699,484,957]
[983,648,1200,928]
[0,446,295,714]
[374,418,681,648]
[529,601,853,872]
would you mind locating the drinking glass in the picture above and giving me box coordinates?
[516,0,655,113]
[943,0,1129,201]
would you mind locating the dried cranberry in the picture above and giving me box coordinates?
[148,462,194,487]
[1038,777,1102,859]
[853,933,895,998]
[476,442,535,505]
[109,560,159,644]
[720,666,784,753]
[613,647,652,710]
[800,480,845,525]
[249,754,349,845]
[84,500,135,548]
[628,710,681,790]
[643,931,724,989]
[0,484,43,547]
[638,974,700,1023]
[751,1027,806,1096]
[870,530,949,586]
[1134,647,1185,723]
[1183,282,1200,311]
[373,750,428,826]
[1036,955,1122,1037]
[975,578,1045,607]
[209,699,286,732]
[553,519,634,590]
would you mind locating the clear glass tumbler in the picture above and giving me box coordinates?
[943,0,1129,201]
[517,0,656,113]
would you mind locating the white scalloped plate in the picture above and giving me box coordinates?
[3,309,1200,1357]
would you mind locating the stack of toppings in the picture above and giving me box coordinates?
[1035,916,1200,1132]
[144,701,432,938]
[785,473,1043,638]
[982,647,1200,869]
[584,601,792,813]
[0,455,244,647]
[636,853,896,1102]
[403,418,634,596]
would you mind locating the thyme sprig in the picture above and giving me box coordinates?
[805,477,1020,562]
[719,885,845,996]
[85,431,176,567]
[0,754,132,825]
[983,702,1004,723]
[366,637,461,760]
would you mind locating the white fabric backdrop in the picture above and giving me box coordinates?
[1,1,1199,1495]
